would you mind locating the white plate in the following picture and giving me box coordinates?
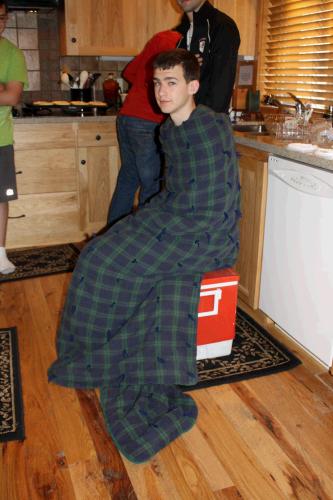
[314,148,333,159]
[286,143,318,153]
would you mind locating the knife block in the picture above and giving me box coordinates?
[70,88,92,102]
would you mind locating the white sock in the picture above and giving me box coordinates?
[0,247,16,275]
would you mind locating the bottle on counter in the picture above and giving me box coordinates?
[103,73,121,108]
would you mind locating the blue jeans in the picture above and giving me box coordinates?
[107,115,162,225]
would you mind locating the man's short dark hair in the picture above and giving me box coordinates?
[0,1,8,12]
[153,48,200,83]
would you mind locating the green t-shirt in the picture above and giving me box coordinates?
[0,37,28,147]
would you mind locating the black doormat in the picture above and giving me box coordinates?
[0,327,25,442]
[0,244,80,283]
[186,308,301,391]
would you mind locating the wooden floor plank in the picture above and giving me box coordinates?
[214,486,244,499]
[180,417,234,492]
[164,438,216,499]
[211,384,323,499]
[0,280,77,500]
[40,273,71,329]
[194,390,286,500]
[23,278,115,499]
[123,455,184,500]
[233,378,333,498]
[76,389,137,499]
[317,371,333,391]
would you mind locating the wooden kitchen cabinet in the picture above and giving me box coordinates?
[9,120,120,249]
[59,0,145,56]
[212,0,258,56]
[8,123,83,249]
[145,1,182,42]
[59,0,257,57]
[235,144,268,309]
[59,0,181,56]
[77,121,120,234]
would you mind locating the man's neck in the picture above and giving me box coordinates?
[186,1,205,22]
[187,12,193,22]
[171,103,196,127]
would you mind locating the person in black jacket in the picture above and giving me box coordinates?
[175,0,240,113]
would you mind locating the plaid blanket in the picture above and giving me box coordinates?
[48,106,240,463]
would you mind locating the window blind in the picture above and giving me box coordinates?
[262,0,333,110]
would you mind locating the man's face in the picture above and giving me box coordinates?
[0,4,8,37]
[176,0,205,13]
[153,64,198,121]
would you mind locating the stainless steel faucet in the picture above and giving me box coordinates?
[287,92,306,114]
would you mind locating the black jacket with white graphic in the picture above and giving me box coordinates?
[175,1,240,113]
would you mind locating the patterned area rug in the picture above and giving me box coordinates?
[0,244,80,283]
[0,327,25,442]
[188,308,301,391]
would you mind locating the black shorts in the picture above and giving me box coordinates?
[0,145,18,203]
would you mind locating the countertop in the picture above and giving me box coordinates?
[233,130,333,173]
[13,115,333,173]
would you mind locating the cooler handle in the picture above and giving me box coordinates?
[198,289,222,317]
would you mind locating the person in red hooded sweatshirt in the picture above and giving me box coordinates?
[107,30,181,225]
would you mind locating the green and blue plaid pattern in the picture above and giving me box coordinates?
[48,106,241,462]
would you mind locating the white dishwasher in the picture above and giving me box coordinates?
[259,155,333,367]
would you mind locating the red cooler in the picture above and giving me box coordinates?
[197,268,239,360]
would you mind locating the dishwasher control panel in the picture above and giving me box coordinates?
[272,169,333,198]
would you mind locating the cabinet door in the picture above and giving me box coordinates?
[146,0,182,41]
[235,145,268,309]
[60,0,149,56]
[77,121,120,234]
[15,148,77,194]
[78,146,120,233]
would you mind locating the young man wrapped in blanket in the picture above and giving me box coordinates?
[48,49,241,463]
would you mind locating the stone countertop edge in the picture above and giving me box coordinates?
[13,115,117,124]
[234,133,333,173]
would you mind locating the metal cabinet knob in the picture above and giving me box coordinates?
[96,134,101,141]
[71,37,77,43]
[81,160,86,165]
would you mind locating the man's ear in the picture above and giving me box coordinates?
[188,80,200,95]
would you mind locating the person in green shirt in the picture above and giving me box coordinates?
[0,0,28,274]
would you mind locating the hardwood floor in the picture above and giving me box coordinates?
[1,273,332,499]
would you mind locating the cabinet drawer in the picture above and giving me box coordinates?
[77,122,117,147]
[14,123,76,150]
[15,148,77,194]
[7,192,81,249]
